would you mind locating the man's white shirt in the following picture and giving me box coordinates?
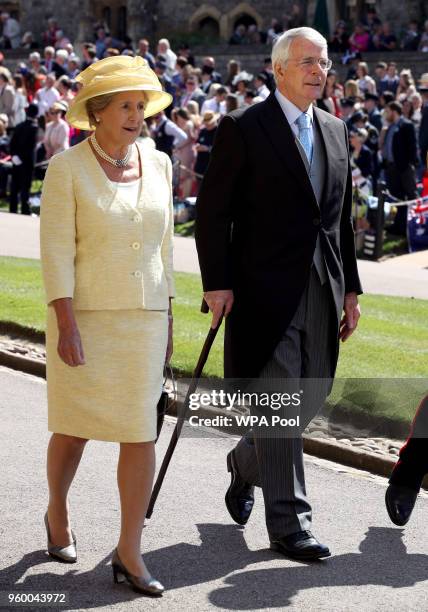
[157,118,187,148]
[274,88,314,140]
[37,87,60,116]
[200,97,226,116]
[257,84,271,100]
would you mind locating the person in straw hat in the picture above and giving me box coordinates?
[39,55,174,596]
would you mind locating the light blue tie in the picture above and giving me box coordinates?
[296,112,313,165]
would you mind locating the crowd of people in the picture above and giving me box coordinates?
[330,12,428,54]
[1,7,428,53]
[0,13,427,238]
[231,7,428,54]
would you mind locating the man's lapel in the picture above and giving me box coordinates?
[258,93,318,213]
[313,106,347,209]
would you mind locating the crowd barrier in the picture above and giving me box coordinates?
[361,182,428,259]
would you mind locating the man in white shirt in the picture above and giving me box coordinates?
[1,13,21,49]
[157,38,177,77]
[152,111,187,158]
[254,73,271,100]
[36,73,60,117]
[201,86,227,116]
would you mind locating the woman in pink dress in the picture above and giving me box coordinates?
[349,24,370,53]
[172,107,196,198]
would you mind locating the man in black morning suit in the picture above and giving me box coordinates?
[9,103,39,215]
[195,27,362,560]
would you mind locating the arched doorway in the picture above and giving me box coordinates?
[198,16,220,39]
[227,3,263,40]
[90,1,128,39]
[101,6,112,31]
[233,14,257,30]
[117,5,127,40]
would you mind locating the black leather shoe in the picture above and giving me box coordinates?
[270,531,331,560]
[225,450,255,525]
[385,484,418,526]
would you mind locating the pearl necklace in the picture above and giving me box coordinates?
[90,133,132,168]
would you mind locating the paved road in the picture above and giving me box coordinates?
[1,211,428,299]
[1,366,428,611]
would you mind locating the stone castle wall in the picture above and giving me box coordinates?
[11,0,428,46]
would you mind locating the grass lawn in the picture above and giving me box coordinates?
[1,256,427,426]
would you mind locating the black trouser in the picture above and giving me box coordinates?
[385,163,418,236]
[9,164,33,215]
[389,396,428,492]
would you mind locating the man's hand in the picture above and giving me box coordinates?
[339,292,361,342]
[203,289,234,329]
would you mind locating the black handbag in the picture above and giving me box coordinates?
[156,364,175,442]
[156,389,169,442]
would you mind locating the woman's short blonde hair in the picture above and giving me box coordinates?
[139,121,151,138]
[85,91,147,128]
[186,100,199,115]
[345,79,359,98]
[358,62,369,76]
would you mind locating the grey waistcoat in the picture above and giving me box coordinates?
[295,120,328,285]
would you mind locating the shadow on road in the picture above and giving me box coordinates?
[0,525,427,608]
[208,525,428,608]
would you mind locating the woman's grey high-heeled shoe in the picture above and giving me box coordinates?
[44,512,77,563]
[111,548,164,596]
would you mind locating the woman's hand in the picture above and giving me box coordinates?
[51,297,85,367]
[165,315,173,364]
[57,325,85,367]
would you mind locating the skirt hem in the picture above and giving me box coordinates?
[48,427,157,444]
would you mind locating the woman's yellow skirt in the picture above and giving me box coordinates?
[46,307,168,442]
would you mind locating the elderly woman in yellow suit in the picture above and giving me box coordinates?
[39,56,174,597]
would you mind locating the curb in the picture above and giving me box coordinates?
[0,350,415,487]
[0,349,46,378]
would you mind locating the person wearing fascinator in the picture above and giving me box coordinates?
[39,55,175,596]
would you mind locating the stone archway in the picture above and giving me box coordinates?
[189,5,224,38]
[198,17,220,39]
[226,2,264,39]
[89,0,128,39]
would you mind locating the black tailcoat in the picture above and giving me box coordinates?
[195,93,362,378]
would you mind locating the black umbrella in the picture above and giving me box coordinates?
[146,301,224,518]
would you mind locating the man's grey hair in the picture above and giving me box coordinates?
[271,27,328,75]
[56,49,69,60]
[158,38,170,49]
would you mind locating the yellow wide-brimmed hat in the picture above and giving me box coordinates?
[66,55,173,130]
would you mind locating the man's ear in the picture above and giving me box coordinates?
[274,61,285,81]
